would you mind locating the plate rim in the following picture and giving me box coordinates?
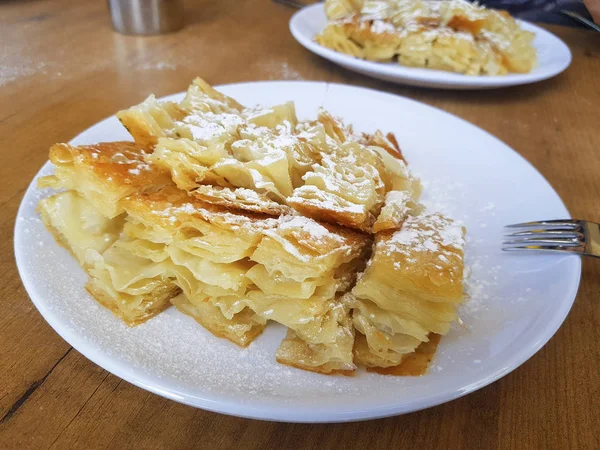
[289,3,572,89]
[14,80,582,423]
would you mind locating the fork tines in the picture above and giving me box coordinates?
[502,220,586,253]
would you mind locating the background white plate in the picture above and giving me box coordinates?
[290,4,572,89]
[15,82,581,422]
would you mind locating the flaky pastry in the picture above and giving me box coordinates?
[37,77,468,376]
[316,0,537,76]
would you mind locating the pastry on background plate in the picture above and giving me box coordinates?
[317,0,537,75]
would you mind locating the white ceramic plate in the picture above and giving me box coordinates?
[15,82,580,422]
[290,4,572,89]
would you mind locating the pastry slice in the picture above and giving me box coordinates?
[275,300,356,375]
[120,187,273,345]
[117,77,243,150]
[74,184,260,329]
[37,191,170,327]
[117,95,186,150]
[288,112,420,232]
[120,78,422,232]
[121,79,304,201]
[85,243,179,326]
[120,186,275,263]
[120,187,370,355]
[350,212,466,369]
[210,215,368,357]
[37,141,171,218]
[287,141,387,232]
[247,218,368,373]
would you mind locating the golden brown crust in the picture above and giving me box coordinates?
[287,190,374,233]
[121,186,277,232]
[170,294,266,347]
[186,311,265,348]
[365,333,441,376]
[349,211,465,368]
[290,201,368,231]
[447,15,485,34]
[48,141,171,190]
[297,217,371,251]
[362,131,407,163]
[341,16,403,47]
[319,0,536,76]
[123,186,370,252]
[359,214,466,302]
[85,282,178,327]
[191,185,293,216]
[117,99,186,150]
[185,77,245,112]
[206,324,265,348]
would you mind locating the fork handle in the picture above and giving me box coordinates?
[560,10,600,32]
[585,222,600,257]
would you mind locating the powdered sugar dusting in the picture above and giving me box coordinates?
[19,79,571,416]
[20,132,565,412]
[260,61,305,81]
[278,215,337,242]
[152,200,277,232]
[371,20,396,33]
[386,213,465,259]
[17,170,404,400]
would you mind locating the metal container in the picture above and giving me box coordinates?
[108,0,184,35]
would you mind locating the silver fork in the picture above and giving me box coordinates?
[503,220,600,257]
[559,10,600,33]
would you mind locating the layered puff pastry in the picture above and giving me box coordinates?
[38,141,172,218]
[37,77,467,376]
[349,213,466,370]
[317,0,537,76]
[118,186,369,364]
[37,141,179,325]
[117,78,421,233]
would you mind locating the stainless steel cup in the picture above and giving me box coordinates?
[108,0,184,35]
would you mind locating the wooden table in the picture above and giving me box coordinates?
[1,0,598,448]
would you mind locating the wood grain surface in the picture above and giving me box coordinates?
[1,1,599,448]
